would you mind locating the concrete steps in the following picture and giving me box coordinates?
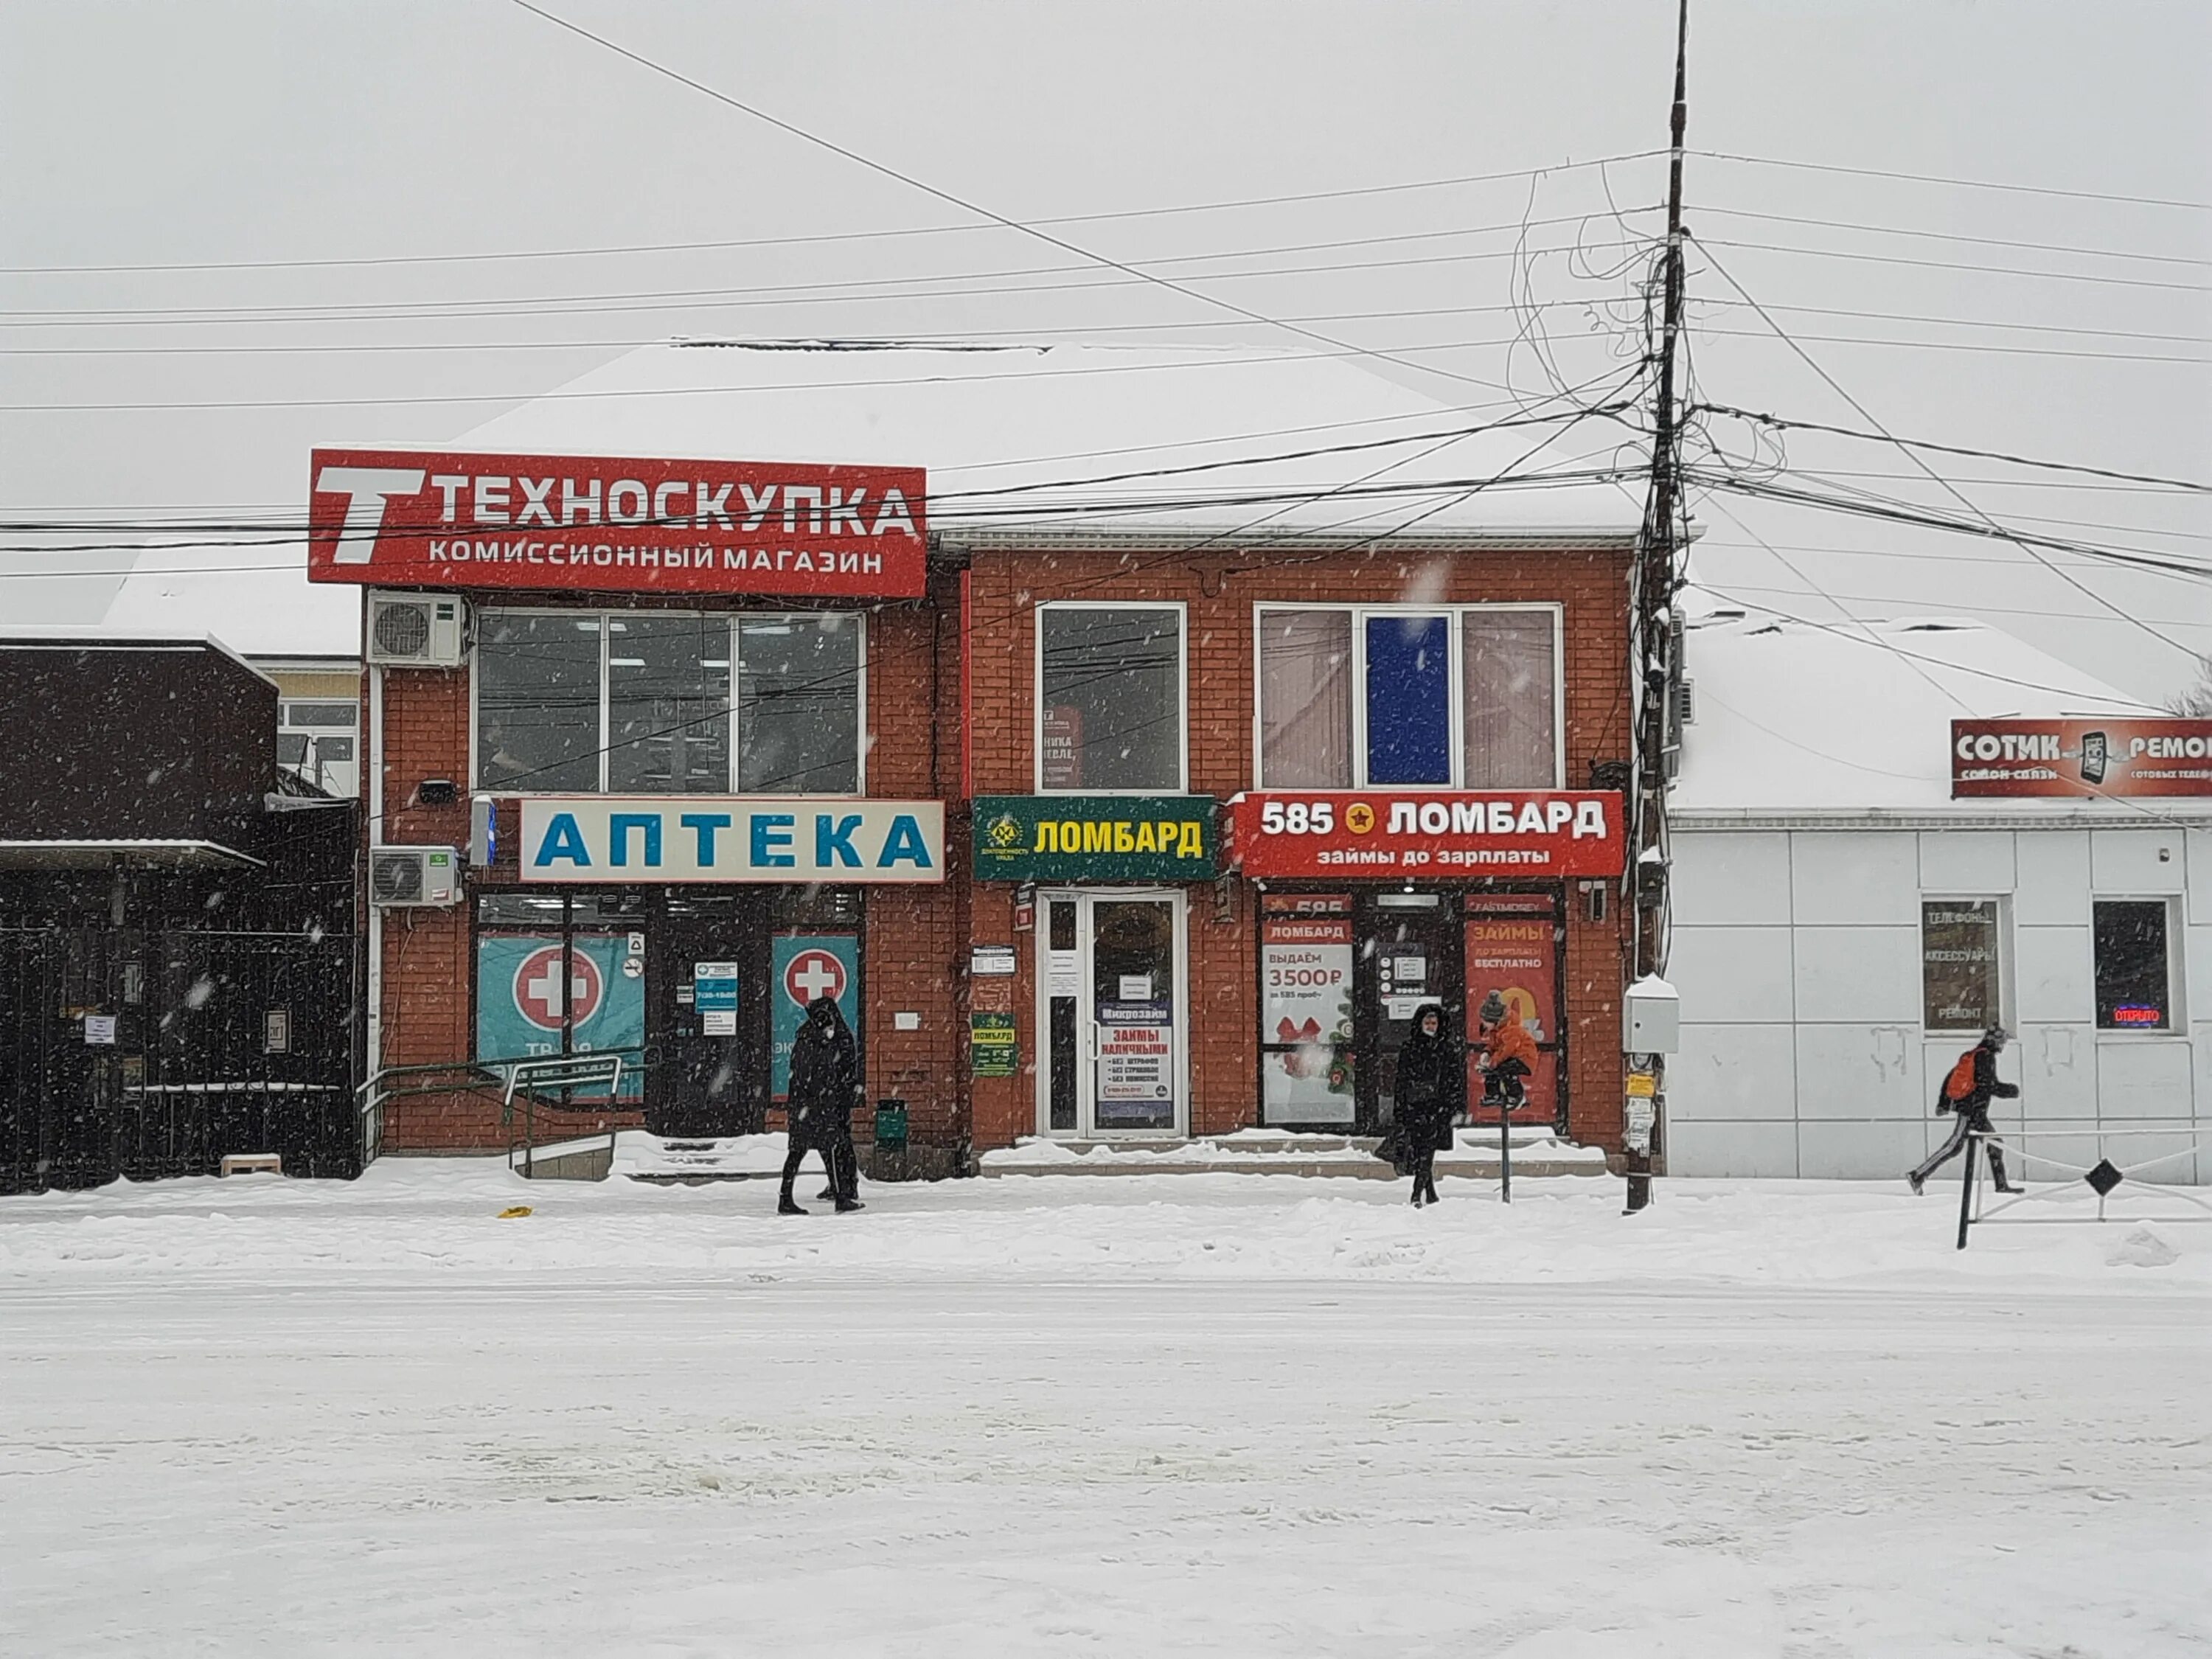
[978,1129,1609,1180]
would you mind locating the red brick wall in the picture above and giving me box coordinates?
[372,598,961,1152]
[960,544,1635,1152]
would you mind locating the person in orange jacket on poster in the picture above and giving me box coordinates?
[1475,990,1538,1112]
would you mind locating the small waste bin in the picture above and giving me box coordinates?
[874,1099,909,1149]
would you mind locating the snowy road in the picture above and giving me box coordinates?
[3,1166,2208,1656]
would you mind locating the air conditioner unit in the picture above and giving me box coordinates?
[367,592,465,667]
[369,845,460,906]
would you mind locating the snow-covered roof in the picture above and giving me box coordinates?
[1672,611,2167,817]
[96,340,1641,655]
[0,625,279,689]
[453,341,1644,541]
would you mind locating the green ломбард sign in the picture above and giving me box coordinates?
[970,795,1219,882]
[970,1012,1018,1077]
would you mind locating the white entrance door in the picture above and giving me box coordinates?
[1035,889,1189,1138]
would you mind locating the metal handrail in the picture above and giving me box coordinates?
[502,1053,627,1179]
[355,1048,646,1168]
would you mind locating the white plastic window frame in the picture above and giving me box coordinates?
[468,605,869,797]
[1250,601,1565,790]
[1919,893,2013,1037]
[1032,600,1189,796]
[2090,893,2187,1036]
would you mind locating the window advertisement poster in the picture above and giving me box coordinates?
[770,933,860,1102]
[970,1011,1018,1077]
[1463,895,1559,1124]
[1921,901,2000,1032]
[1096,1001,1174,1127]
[475,932,644,1099]
[1259,894,1354,1125]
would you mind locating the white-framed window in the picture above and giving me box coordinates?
[1034,602,1187,793]
[2093,897,2181,1032]
[1253,603,1563,790]
[1921,897,2008,1033]
[473,608,866,795]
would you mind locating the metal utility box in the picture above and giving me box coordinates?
[1624,975,1679,1054]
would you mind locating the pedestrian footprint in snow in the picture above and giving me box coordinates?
[1392,1002,1460,1207]
[1909,1023,2024,1196]
[778,995,864,1216]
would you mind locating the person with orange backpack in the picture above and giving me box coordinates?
[1908,1025,2023,1194]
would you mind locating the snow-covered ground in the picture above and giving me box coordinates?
[3,1163,2207,1656]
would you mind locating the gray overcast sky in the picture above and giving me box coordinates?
[2,0,2207,700]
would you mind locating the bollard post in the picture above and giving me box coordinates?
[1499,1102,1512,1205]
[1955,1130,1978,1251]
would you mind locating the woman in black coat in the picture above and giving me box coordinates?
[778,995,863,1215]
[1393,1002,1461,1206]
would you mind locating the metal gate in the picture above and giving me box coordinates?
[0,926,359,1194]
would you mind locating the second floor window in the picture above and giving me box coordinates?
[476,609,863,794]
[1257,605,1562,790]
[1037,603,1186,792]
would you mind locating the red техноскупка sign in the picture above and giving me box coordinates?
[307,448,928,599]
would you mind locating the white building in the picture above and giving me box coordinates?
[1666,612,2211,1183]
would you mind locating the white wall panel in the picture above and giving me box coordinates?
[1799,1118,1928,1180]
[1666,1118,1796,1179]
[2011,1026,2096,1121]
[1671,832,1792,927]
[2014,925,2091,1026]
[1795,1024,1924,1120]
[2097,1040,2195,1120]
[2013,832,2090,925]
[1669,1023,1796,1121]
[2188,829,2212,922]
[1669,927,1794,1023]
[2090,830,2187,894]
[2186,926,2211,1024]
[1793,926,1921,1023]
[1790,832,1919,925]
[1919,831,2015,894]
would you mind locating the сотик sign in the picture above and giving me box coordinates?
[307,447,927,599]
[518,797,945,883]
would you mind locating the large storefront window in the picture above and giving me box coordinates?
[475,609,863,793]
[2093,899,2174,1031]
[739,615,862,793]
[477,613,602,792]
[1256,605,1562,790]
[1037,604,1185,792]
[1921,900,2003,1032]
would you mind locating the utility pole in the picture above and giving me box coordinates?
[1626,0,1690,1213]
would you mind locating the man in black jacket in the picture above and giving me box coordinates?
[1909,1025,2023,1194]
[778,996,863,1215]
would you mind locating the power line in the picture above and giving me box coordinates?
[1703,237,2212,296]
[1692,204,2212,270]
[501,0,1559,400]
[0,220,1645,324]
[1694,404,2212,494]
[0,153,1667,276]
[1694,324,2209,366]
[1692,149,2212,214]
[1687,577,2212,625]
[1694,473,2212,580]
[0,239,1646,332]
[0,330,1629,412]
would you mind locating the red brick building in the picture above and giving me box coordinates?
[333,344,1639,1164]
